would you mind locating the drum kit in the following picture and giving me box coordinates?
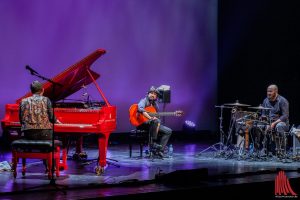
[199,100,281,160]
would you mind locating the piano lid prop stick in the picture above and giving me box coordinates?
[86,68,111,107]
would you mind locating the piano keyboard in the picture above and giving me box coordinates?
[55,123,94,128]
[8,122,96,130]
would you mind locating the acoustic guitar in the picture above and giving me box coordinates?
[129,104,183,127]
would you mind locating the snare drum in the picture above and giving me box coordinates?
[252,120,269,130]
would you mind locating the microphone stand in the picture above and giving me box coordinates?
[25,67,66,192]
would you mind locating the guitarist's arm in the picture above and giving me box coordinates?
[138,98,157,121]
[142,111,158,120]
[143,112,155,120]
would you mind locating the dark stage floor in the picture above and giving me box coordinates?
[1,134,300,199]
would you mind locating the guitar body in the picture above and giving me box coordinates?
[129,104,157,127]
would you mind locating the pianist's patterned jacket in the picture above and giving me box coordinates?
[19,94,54,131]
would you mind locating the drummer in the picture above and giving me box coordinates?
[260,84,289,155]
[261,84,289,135]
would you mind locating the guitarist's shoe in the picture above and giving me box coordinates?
[149,143,164,159]
[152,143,163,151]
[152,150,164,159]
[156,151,164,158]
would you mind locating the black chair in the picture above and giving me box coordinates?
[129,129,153,158]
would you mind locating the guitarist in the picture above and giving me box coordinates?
[137,86,172,158]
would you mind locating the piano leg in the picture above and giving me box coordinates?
[61,148,68,170]
[95,133,109,175]
[61,137,69,170]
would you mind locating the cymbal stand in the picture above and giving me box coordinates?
[197,105,228,156]
[225,107,238,147]
[264,110,276,158]
[222,107,242,159]
[250,120,267,160]
[259,124,269,159]
[236,136,246,160]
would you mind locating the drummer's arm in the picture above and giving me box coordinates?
[279,100,289,123]
[271,100,289,129]
[271,119,281,129]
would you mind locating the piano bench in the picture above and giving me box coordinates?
[129,129,151,158]
[11,139,62,179]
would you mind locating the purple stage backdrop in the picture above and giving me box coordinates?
[0,0,217,134]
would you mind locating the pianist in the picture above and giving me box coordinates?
[19,81,61,170]
[19,80,61,140]
[137,86,172,158]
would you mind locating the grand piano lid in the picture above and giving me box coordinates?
[16,49,106,103]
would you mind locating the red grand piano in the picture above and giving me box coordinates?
[1,49,116,174]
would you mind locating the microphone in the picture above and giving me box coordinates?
[25,65,38,75]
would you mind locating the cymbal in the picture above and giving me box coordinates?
[224,101,250,107]
[249,105,272,110]
[215,105,233,109]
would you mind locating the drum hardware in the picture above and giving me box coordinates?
[231,107,237,113]
[249,104,272,110]
[233,110,271,161]
[236,135,249,160]
[197,105,228,156]
[225,108,239,149]
[257,125,271,159]
[224,100,251,107]
[225,105,252,150]
[274,132,289,161]
[223,101,252,153]
[198,100,293,162]
[289,125,300,160]
[290,125,300,141]
[251,120,269,125]
[236,117,255,153]
[272,127,294,162]
[202,101,252,158]
[245,118,271,160]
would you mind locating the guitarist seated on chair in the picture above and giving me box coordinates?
[137,86,172,157]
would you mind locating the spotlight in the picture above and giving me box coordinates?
[185,120,196,128]
[183,120,196,133]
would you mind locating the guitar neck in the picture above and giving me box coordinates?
[149,112,176,117]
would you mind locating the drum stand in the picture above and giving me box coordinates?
[197,105,227,156]
[259,127,269,159]
[248,118,275,161]
[225,109,238,147]
[236,136,247,160]
[252,121,268,160]
[274,131,291,162]
[219,112,239,159]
